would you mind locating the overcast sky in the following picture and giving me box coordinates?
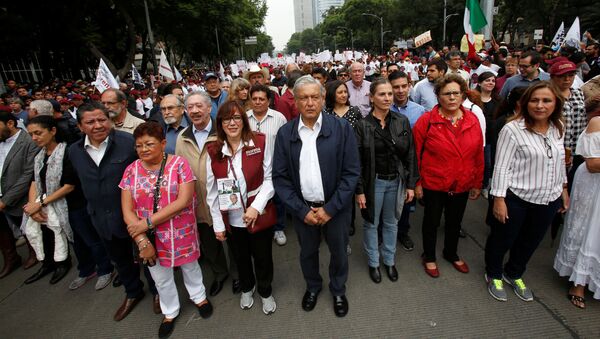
[264,0,294,51]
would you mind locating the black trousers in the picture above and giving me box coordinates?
[227,226,273,298]
[197,223,228,281]
[485,192,561,280]
[294,213,349,296]
[421,189,469,263]
[101,236,157,298]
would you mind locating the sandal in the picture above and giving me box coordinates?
[567,293,586,309]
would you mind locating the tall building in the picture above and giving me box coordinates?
[315,0,344,25]
[294,0,315,32]
[294,0,345,32]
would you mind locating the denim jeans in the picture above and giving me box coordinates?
[363,178,399,267]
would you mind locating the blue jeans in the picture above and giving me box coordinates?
[363,178,399,267]
[69,207,113,277]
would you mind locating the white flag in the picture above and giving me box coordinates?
[219,62,225,80]
[93,58,119,93]
[563,17,581,49]
[159,50,175,81]
[174,67,183,82]
[131,64,143,84]
[551,22,565,51]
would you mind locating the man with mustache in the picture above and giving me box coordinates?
[100,89,145,135]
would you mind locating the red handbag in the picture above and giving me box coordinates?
[247,200,276,234]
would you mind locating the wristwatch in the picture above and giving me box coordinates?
[40,197,47,208]
[146,217,154,230]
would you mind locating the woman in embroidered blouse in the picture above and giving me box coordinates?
[120,121,212,338]
[485,81,570,303]
[205,101,277,315]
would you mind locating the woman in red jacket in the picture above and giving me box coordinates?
[413,74,484,278]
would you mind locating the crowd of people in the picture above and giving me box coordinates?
[0,38,599,338]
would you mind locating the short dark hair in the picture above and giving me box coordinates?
[76,101,109,123]
[369,77,391,96]
[521,51,542,65]
[325,80,349,109]
[311,67,328,79]
[249,84,270,98]
[133,121,165,141]
[0,111,18,126]
[388,71,409,82]
[27,115,65,143]
[164,83,183,95]
[428,58,448,73]
[445,51,462,60]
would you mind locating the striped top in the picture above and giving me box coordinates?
[246,108,287,157]
[491,118,567,205]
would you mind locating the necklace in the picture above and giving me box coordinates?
[439,110,463,127]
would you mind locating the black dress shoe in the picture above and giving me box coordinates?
[112,275,122,287]
[369,266,381,283]
[24,264,54,284]
[231,278,241,294]
[397,233,415,251]
[209,275,228,296]
[50,261,72,284]
[302,290,319,311]
[197,299,213,319]
[333,295,348,317]
[384,265,398,282]
[158,316,177,339]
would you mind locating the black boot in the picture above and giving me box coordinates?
[24,261,55,284]
[50,259,72,284]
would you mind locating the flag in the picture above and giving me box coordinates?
[174,67,183,82]
[463,0,488,59]
[93,58,119,93]
[159,50,175,81]
[131,64,143,85]
[563,17,581,49]
[219,62,225,80]
[550,22,565,51]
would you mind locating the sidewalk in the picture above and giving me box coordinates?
[0,199,596,338]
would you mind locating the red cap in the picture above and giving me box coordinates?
[0,105,11,113]
[59,99,70,105]
[549,60,577,76]
[72,94,84,100]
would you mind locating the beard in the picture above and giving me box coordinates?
[164,116,177,125]
[108,110,120,118]
[0,127,11,142]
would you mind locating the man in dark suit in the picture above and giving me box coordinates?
[68,102,157,321]
[0,111,38,279]
[273,75,360,317]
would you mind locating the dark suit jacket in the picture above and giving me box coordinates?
[0,130,39,216]
[273,113,360,222]
[68,130,137,240]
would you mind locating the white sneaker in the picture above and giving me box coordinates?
[69,272,97,290]
[261,295,277,315]
[273,230,287,246]
[95,271,115,290]
[481,188,489,200]
[15,236,26,247]
[240,287,255,309]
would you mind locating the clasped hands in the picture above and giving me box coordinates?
[304,207,331,226]
[23,201,46,223]
[127,218,149,238]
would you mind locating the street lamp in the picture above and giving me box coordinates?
[337,26,354,51]
[362,13,384,55]
[443,13,459,47]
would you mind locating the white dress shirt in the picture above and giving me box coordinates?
[463,98,487,146]
[491,119,566,204]
[298,113,325,202]
[84,135,109,166]
[206,138,274,232]
[246,108,287,157]
[192,119,212,150]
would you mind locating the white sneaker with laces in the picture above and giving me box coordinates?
[273,230,287,246]
[69,272,97,290]
[261,295,277,315]
[240,287,255,309]
[95,271,115,290]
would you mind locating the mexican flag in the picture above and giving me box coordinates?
[463,0,487,59]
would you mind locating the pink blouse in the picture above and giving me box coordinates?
[119,155,200,267]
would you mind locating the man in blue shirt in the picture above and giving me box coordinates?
[205,73,228,119]
[499,51,549,99]
[160,94,190,154]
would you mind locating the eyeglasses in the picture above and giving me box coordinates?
[543,137,553,158]
[222,115,243,124]
[160,105,182,112]
[440,91,462,97]
[338,73,349,77]
[135,142,158,151]
[518,64,533,69]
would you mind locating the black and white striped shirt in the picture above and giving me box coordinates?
[491,118,567,204]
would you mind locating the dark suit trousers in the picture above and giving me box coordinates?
[227,227,273,298]
[101,236,149,298]
[197,222,228,281]
[293,212,349,296]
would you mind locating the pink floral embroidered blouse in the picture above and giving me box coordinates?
[119,155,200,267]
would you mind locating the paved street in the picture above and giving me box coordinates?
[0,198,598,338]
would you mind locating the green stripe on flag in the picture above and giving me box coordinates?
[467,0,487,32]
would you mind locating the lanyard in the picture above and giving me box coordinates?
[227,156,246,211]
[153,153,168,213]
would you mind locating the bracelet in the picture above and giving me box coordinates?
[146,217,154,230]
[136,237,148,245]
[139,240,152,251]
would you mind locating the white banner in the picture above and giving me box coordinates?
[93,58,119,93]
[414,30,432,48]
[159,50,175,81]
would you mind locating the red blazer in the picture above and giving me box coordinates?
[413,105,484,193]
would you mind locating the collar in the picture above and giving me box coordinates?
[3,129,20,144]
[221,138,256,157]
[298,112,323,132]
[84,134,109,149]
[193,119,212,134]
[247,109,273,121]
[350,80,364,89]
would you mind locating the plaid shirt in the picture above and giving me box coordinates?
[564,88,587,152]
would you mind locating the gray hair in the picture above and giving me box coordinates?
[102,88,127,102]
[8,97,24,106]
[161,94,184,107]
[350,62,365,71]
[184,91,211,107]
[293,75,325,97]
[29,100,54,116]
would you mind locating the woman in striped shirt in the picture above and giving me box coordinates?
[484,81,570,302]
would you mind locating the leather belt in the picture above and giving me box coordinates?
[376,173,398,180]
[305,200,324,208]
